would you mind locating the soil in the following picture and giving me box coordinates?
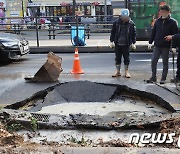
[0,122,24,147]
[0,116,180,152]
[159,118,180,148]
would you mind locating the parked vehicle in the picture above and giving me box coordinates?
[0,33,29,60]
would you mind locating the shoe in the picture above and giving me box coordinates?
[146,77,157,83]
[170,78,180,83]
[112,71,121,77]
[125,65,131,78]
[125,70,131,78]
[112,65,121,77]
[160,80,166,84]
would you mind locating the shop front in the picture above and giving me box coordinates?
[28,0,112,18]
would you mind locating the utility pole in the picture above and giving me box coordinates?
[22,0,24,17]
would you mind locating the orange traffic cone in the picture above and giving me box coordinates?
[71,48,84,74]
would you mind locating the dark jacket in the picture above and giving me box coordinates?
[110,18,136,46]
[149,16,178,48]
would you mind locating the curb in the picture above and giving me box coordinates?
[30,45,150,54]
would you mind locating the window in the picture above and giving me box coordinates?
[45,7,49,16]
[107,5,112,15]
[49,7,54,16]
[69,6,73,15]
[61,6,66,16]
[56,7,61,16]
[84,5,91,15]
[95,6,101,15]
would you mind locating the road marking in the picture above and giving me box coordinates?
[157,69,177,71]
[135,59,151,62]
[135,58,177,63]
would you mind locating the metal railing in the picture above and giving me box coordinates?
[0,15,119,47]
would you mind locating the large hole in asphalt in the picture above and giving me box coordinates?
[5,81,171,117]
[3,81,179,147]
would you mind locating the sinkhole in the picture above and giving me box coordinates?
[3,81,179,147]
[5,81,172,117]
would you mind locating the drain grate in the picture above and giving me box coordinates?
[30,113,50,122]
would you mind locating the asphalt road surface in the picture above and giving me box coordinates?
[0,52,177,106]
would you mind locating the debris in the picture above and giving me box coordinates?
[0,122,24,146]
[97,139,135,147]
[25,52,63,82]
[136,125,144,129]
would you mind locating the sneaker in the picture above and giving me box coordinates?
[146,77,157,83]
[160,80,166,84]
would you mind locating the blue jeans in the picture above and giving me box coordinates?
[151,46,169,80]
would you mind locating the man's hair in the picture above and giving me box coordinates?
[159,4,171,12]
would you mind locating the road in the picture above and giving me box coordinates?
[0,52,177,106]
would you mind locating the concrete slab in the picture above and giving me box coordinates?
[3,109,180,130]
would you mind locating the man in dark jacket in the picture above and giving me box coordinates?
[165,34,180,83]
[110,9,136,78]
[147,5,178,84]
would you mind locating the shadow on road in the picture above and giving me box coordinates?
[0,58,30,66]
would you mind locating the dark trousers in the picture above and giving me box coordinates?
[114,45,130,66]
[151,47,169,80]
[177,51,180,79]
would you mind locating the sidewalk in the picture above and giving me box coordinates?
[29,39,149,53]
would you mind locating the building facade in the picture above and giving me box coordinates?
[27,0,113,17]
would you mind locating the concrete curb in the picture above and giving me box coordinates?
[30,45,149,54]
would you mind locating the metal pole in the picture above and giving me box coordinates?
[125,0,128,9]
[171,40,178,89]
[76,15,79,46]
[104,0,107,22]
[22,0,24,17]
[72,0,76,22]
[35,17,39,47]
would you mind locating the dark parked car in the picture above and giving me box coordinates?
[0,33,29,60]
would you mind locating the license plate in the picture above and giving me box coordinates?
[23,45,29,51]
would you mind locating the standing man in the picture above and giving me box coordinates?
[110,9,136,78]
[165,34,180,83]
[147,4,178,84]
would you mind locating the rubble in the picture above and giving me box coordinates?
[1,81,180,151]
[0,122,24,147]
[25,52,63,82]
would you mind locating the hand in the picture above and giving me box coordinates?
[131,44,136,50]
[172,48,176,53]
[148,44,153,50]
[164,35,173,41]
[110,42,115,48]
